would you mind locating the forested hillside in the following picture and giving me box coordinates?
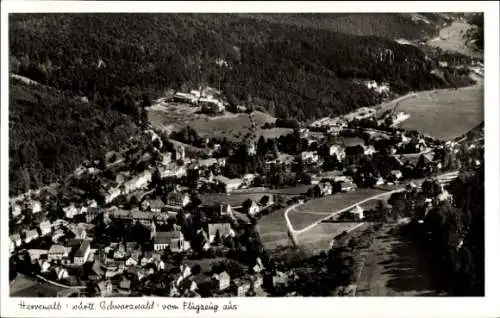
[9,13,473,121]
[9,80,139,195]
[240,13,451,39]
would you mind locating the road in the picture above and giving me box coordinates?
[284,171,459,237]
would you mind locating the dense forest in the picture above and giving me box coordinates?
[467,14,484,51]
[9,13,473,122]
[9,80,139,195]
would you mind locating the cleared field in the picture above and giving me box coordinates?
[256,128,293,139]
[257,208,292,251]
[395,82,483,140]
[296,222,364,256]
[288,188,386,231]
[189,111,276,141]
[355,224,446,296]
[147,102,200,132]
[427,21,483,59]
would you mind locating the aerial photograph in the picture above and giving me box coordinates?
[8,12,484,298]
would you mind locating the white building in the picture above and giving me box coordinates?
[329,145,346,161]
[214,176,242,193]
[300,151,319,163]
[350,205,364,220]
[38,221,53,236]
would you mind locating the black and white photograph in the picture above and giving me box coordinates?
[1,1,499,317]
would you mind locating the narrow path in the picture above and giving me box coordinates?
[284,171,459,236]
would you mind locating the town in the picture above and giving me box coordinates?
[8,69,484,297]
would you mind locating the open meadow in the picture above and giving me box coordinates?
[288,188,386,231]
[188,111,277,141]
[295,222,365,256]
[396,82,483,140]
[427,21,483,59]
[257,209,292,251]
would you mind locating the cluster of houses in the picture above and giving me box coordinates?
[170,87,226,114]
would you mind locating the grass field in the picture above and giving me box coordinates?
[288,188,386,231]
[295,222,364,256]
[147,102,200,132]
[355,224,446,296]
[427,21,483,59]
[395,82,483,140]
[188,111,277,141]
[256,128,293,139]
[257,208,292,251]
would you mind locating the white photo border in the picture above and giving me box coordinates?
[1,1,499,318]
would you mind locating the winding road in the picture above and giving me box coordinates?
[284,171,459,238]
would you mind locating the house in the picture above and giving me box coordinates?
[363,145,377,156]
[54,266,69,280]
[39,259,51,273]
[233,278,252,297]
[118,278,132,295]
[140,199,150,211]
[86,207,101,223]
[214,176,242,193]
[318,182,333,196]
[160,151,173,165]
[208,223,234,243]
[391,170,403,180]
[70,225,87,240]
[154,258,166,271]
[244,200,260,217]
[48,244,69,261]
[122,170,152,194]
[159,163,187,178]
[329,145,346,161]
[10,204,22,218]
[51,229,65,243]
[131,211,154,226]
[195,229,210,251]
[154,231,185,252]
[125,254,139,268]
[219,204,234,218]
[10,234,22,248]
[73,240,91,265]
[165,192,191,209]
[339,181,357,192]
[350,205,364,220]
[242,174,257,186]
[300,151,319,164]
[98,280,114,297]
[272,271,289,287]
[172,92,198,104]
[27,249,48,261]
[24,229,39,244]
[28,200,42,214]
[53,266,69,281]
[213,271,231,291]
[252,273,264,290]
[149,200,165,213]
[63,204,79,219]
[104,187,121,204]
